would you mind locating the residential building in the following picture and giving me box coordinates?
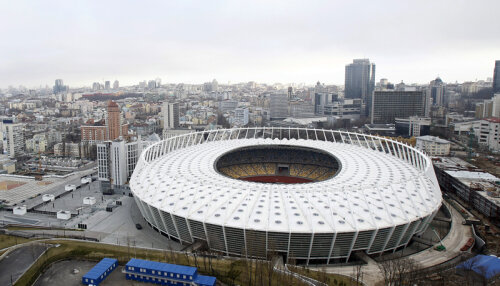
[0,154,16,174]
[162,102,180,129]
[97,137,152,186]
[25,134,47,153]
[270,93,288,120]
[81,120,107,144]
[113,80,119,89]
[2,123,24,158]
[371,90,426,124]
[107,101,121,141]
[218,101,238,112]
[233,108,249,126]
[54,142,81,157]
[416,135,451,156]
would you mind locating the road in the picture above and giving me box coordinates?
[309,200,472,285]
[0,244,49,286]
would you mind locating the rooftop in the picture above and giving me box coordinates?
[131,137,441,233]
[417,135,450,144]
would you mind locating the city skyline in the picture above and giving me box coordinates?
[1,0,499,88]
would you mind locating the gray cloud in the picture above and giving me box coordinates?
[1,0,499,88]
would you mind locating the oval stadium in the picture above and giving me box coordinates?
[130,127,442,264]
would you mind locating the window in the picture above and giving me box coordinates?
[183,275,186,279]
[171,273,174,277]
[152,270,155,274]
[177,274,180,278]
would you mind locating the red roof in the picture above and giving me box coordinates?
[108,100,118,107]
[484,117,500,123]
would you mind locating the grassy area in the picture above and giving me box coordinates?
[0,234,33,250]
[15,239,351,286]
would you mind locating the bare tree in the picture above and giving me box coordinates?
[377,256,422,286]
[352,264,363,285]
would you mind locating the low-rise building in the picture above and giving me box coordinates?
[433,157,500,219]
[416,135,451,156]
[395,116,431,137]
[453,118,500,151]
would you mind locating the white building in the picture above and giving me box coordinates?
[233,108,249,126]
[453,118,500,151]
[416,135,451,156]
[25,134,47,153]
[2,123,24,158]
[97,137,152,186]
[162,102,180,129]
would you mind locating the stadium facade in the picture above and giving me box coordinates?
[130,127,442,264]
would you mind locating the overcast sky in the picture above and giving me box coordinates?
[1,0,499,88]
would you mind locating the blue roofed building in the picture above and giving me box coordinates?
[82,258,118,286]
[124,258,216,286]
[456,255,500,281]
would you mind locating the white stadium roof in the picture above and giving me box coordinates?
[131,137,441,234]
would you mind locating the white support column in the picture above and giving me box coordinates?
[327,232,338,262]
[366,229,378,253]
[393,222,411,250]
[222,226,229,255]
[346,230,359,262]
[170,212,181,240]
[286,231,292,264]
[306,233,315,265]
[380,226,395,254]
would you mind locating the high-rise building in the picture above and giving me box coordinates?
[493,60,500,93]
[371,90,426,124]
[148,80,157,89]
[287,87,293,99]
[345,59,376,100]
[2,123,24,158]
[106,101,121,140]
[92,82,101,91]
[97,137,152,187]
[113,80,119,89]
[233,108,249,126]
[162,102,180,129]
[53,79,68,94]
[270,93,289,120]
[428,77,446,107]
[105,81,111,90]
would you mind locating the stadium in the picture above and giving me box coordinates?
[130,127,442,264]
